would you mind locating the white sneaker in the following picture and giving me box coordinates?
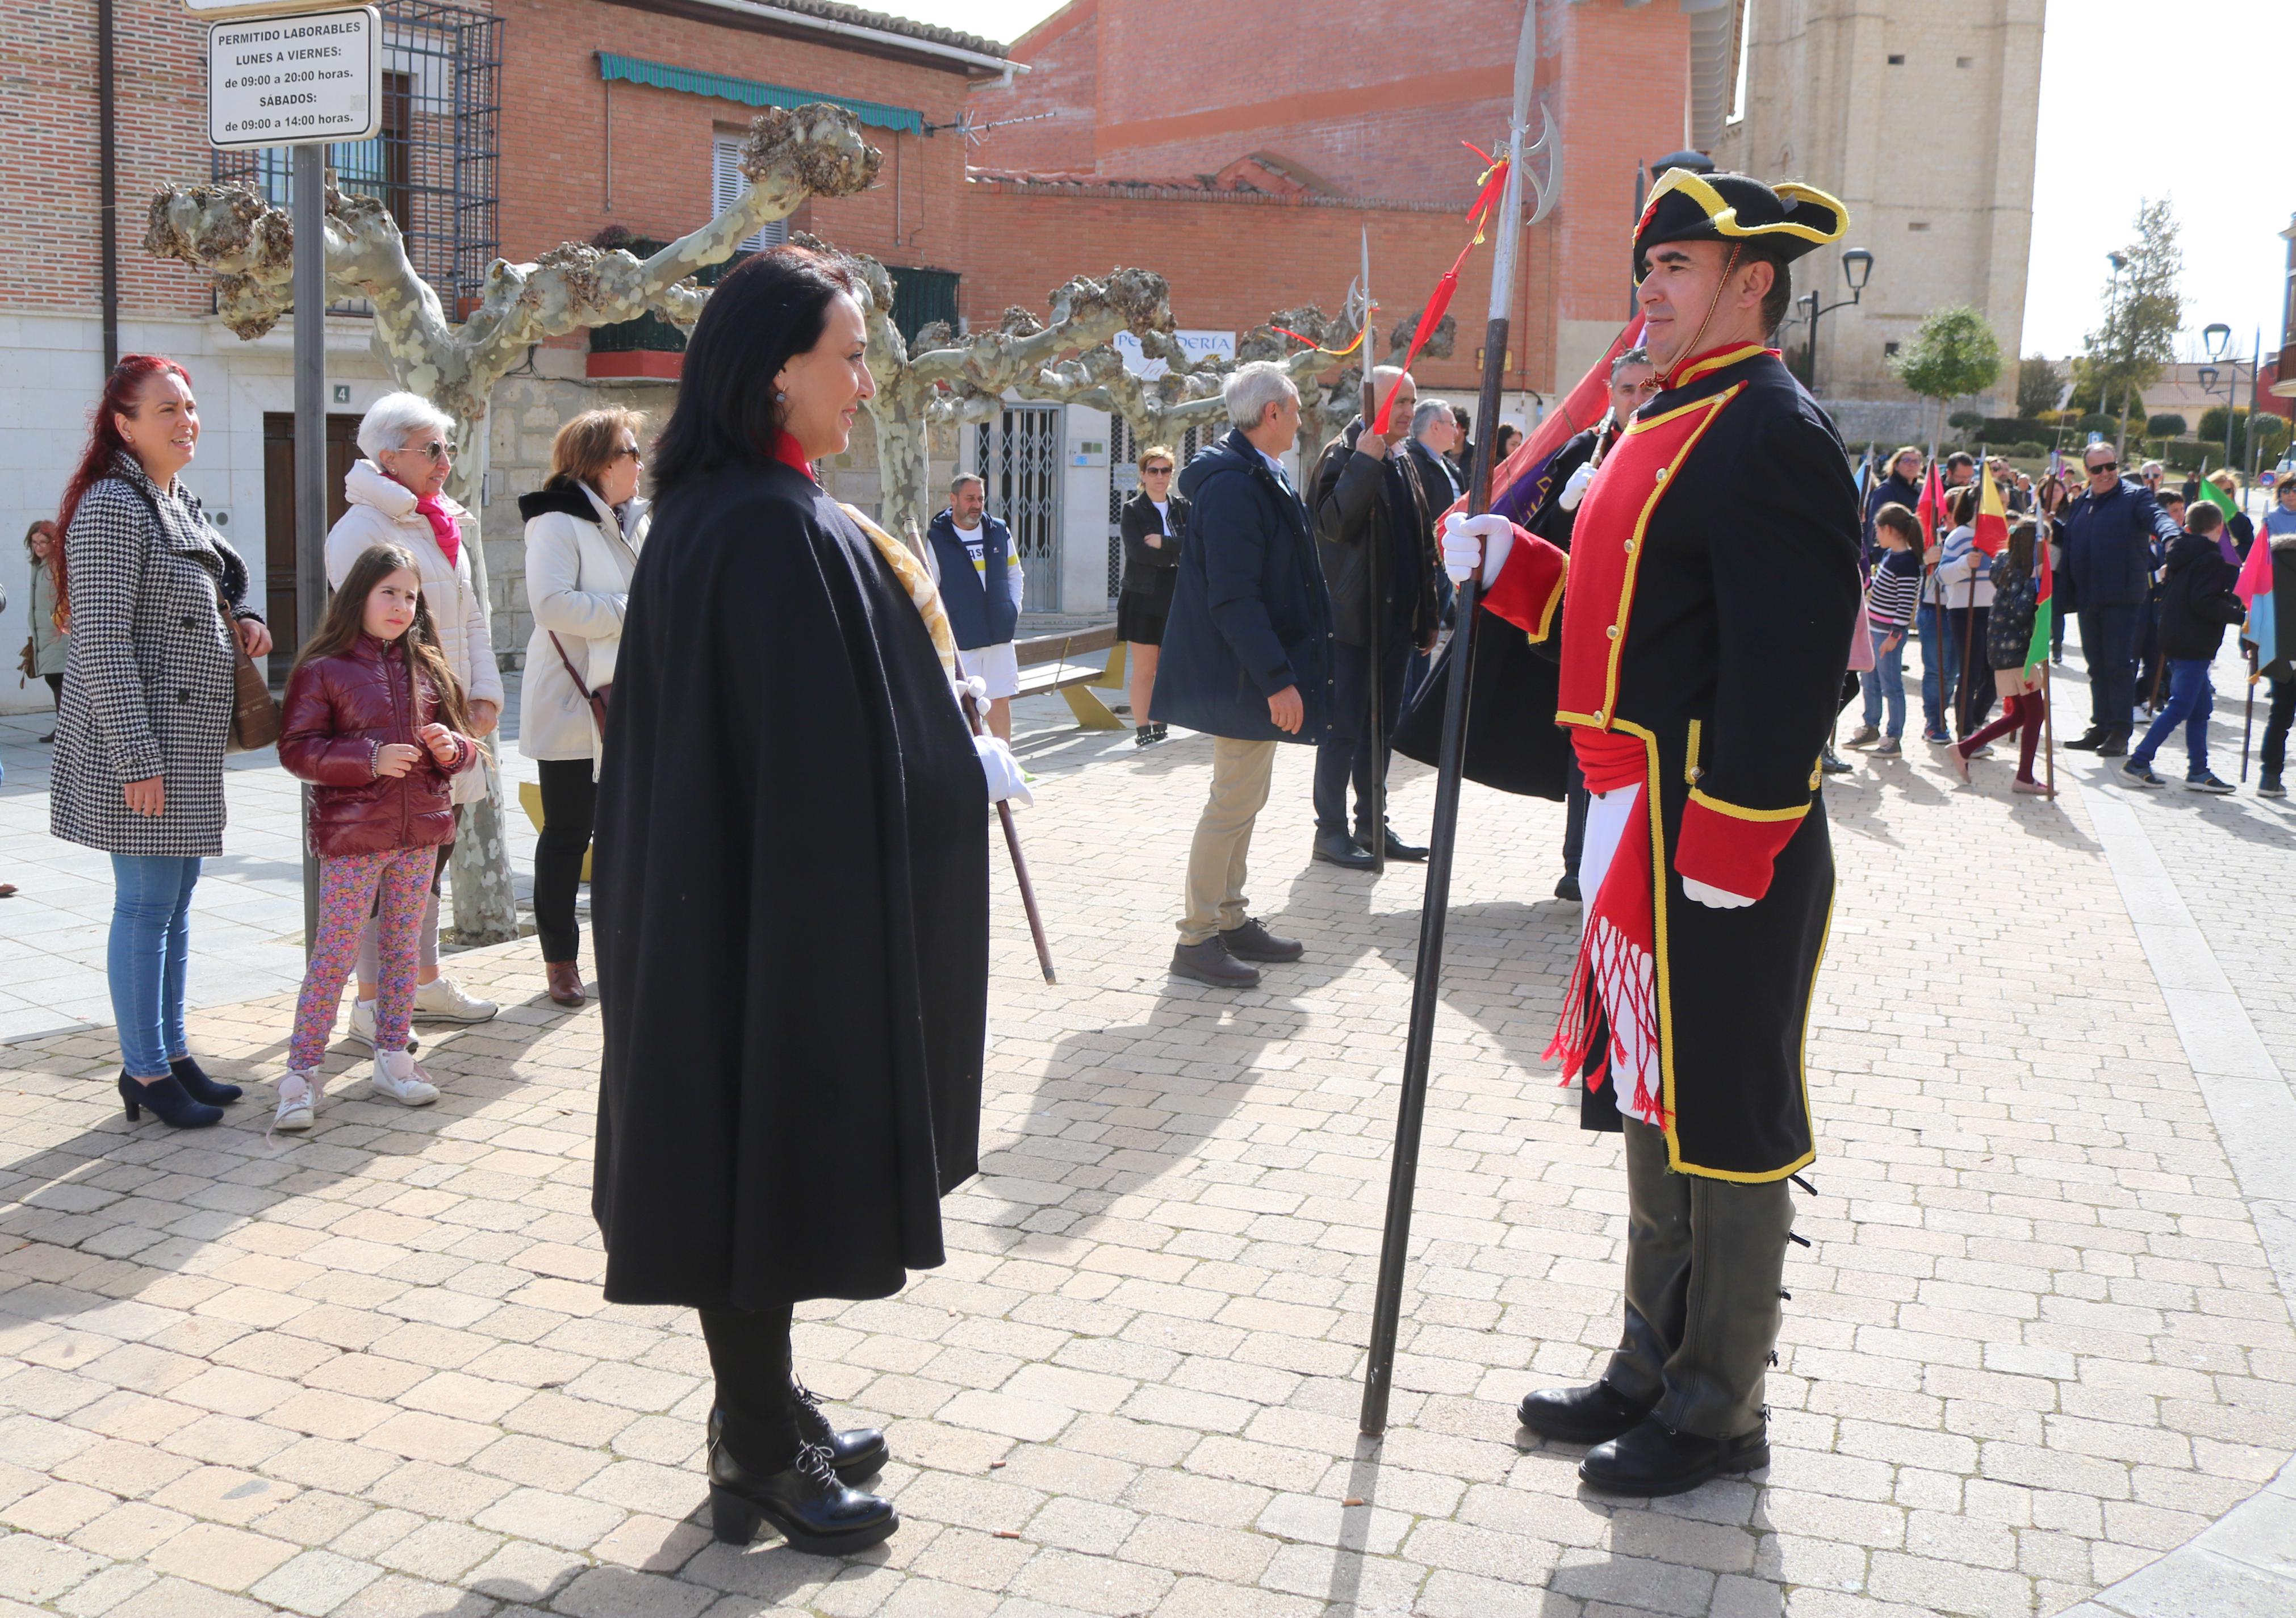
[413,975,497,1025]
[345,998,375,1049]
[272,1069,320,1132]
[370,1050,440,1106]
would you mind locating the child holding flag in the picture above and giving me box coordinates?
[1951,519,2051,793]
[2124,503,2246,793]
[1936,482,2002,739]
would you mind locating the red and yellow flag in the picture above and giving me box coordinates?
[1973,462,2010,555]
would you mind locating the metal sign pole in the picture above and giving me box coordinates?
[292,141,327,954]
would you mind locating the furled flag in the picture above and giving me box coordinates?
[1916,458,1947,542]
[2024,522,2054,672]
[2236,526,2277,674]
[1445,316,1648,529]
[1973,461,2010,555]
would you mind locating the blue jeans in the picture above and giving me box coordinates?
[108,855,201,1078]
[2130,659,2214,778]
[1917,603,1962,738]
[1860,622,1908,737]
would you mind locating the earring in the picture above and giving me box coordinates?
[776,390,787,403]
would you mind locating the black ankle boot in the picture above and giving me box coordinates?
[1517,1380,1654,1445]
[713,1397,888,1488]
[707,1429,896,1554]
[1578,1413,1770,1497]
[169,1056,242,1106]
[791,1382,889,1485]
[118,1069,222,1130]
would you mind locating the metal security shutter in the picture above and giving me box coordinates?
[976,406,1063,611]
[713,136,791,254]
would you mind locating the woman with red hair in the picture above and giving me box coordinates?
[48,355,274,1130]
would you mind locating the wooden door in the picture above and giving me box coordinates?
[261,413,362,678]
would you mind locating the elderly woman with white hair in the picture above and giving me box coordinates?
[321,391,504,1045]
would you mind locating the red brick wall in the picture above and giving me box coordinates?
[495,0,976,273]
[964,0,1098,174]
[960,181,1557,398]
[2,0,232,320]
[1555,0,1688,328]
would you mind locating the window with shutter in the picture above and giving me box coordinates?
[713,136,791,253]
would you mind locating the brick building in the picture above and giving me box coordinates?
[0,0,1009,709]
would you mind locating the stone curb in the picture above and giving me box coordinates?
[2058,751,2296,1617]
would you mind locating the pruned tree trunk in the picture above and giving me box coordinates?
[146,105,881,943]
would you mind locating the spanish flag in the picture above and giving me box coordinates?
[1973,461,2010,555]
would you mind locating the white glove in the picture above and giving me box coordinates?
[1557,460,1597,511]
[1440,511,1515,584]
[975,733,1033,808]
[1682,876,1755,910]
[950,672,989,718]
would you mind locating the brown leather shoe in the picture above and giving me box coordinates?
[545,961,585,1007]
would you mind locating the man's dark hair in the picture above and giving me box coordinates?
[2189,501,2222,535]
[1946,451,1976,471]
[1450,404,1472,433]
[1746,242,1794,337]
[651,246,859,495]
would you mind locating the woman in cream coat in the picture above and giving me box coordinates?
[518,408,648,1006]
[323,392,505,1042]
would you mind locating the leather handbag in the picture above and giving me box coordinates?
[550,632,609,735]
[212,579,281,754]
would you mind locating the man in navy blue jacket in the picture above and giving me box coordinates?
[1155,362,1333,989]
[2062,442,2182,754]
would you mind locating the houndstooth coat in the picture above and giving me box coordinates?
[49,453,264,858]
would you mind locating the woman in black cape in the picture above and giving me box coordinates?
[592,248,1011,1556]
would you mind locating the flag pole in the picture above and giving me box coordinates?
[2042,660,2056,800]
[1360,0,1540,1439]
[2244,647,2257,782]
[1362,228,1387,876]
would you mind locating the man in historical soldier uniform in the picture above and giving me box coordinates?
[1443,169,1861,1496]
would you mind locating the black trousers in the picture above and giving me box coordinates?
[44,672,62,706]
[1561,750,1588,878]
[699,1304,798,1468]
[2078,603,2141,738]
[2262,674,2295,781]
[534,758,597,964]
[1314,635,1412,839]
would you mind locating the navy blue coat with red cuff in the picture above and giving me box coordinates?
[1484,342,1860,1181]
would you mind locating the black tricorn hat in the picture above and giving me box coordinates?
[1633,169,1848,280]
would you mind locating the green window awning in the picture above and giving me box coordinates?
[597,52,922,135]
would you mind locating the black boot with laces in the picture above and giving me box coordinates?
[791,1379,889,1484]
[707,1431,897,1554]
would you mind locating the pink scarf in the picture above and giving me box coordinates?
[413,492,461,567]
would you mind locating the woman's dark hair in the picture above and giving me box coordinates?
[649,246,861,495]
[295,542,474,739]
[1944,484,1976,527]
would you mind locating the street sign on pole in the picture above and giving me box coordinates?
[207,6,380,152]
[202,1,366,947]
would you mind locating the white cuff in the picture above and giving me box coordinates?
[1681,875,1755,909]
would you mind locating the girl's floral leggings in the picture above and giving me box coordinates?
[288,846,435,1072]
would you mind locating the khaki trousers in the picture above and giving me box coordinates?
[1178,737,1278,946]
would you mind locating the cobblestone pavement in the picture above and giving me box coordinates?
[2,654,2293,1617]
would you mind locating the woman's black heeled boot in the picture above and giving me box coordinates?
[118,1069,222,1130]
[706,1427,896,1554]
[169,1056,242,1106]
[714,1394,888,1487]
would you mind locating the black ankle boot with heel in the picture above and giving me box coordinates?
[169,1056,242,1106]
[117,1069,222,1130]
[706,1424,896,1554]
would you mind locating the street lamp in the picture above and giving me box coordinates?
[1796,245,1876,391]
[2193,323,2259,482]
[2204,322,2232,361]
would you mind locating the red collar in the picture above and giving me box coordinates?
[771,430,817,482]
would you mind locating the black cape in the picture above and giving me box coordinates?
[591,458,989,1309]
[1391,605,1571,800]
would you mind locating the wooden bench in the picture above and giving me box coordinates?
[1012,624,1128,730]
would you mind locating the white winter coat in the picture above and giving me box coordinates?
[519,480,647,763]
[325,459,504,804]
